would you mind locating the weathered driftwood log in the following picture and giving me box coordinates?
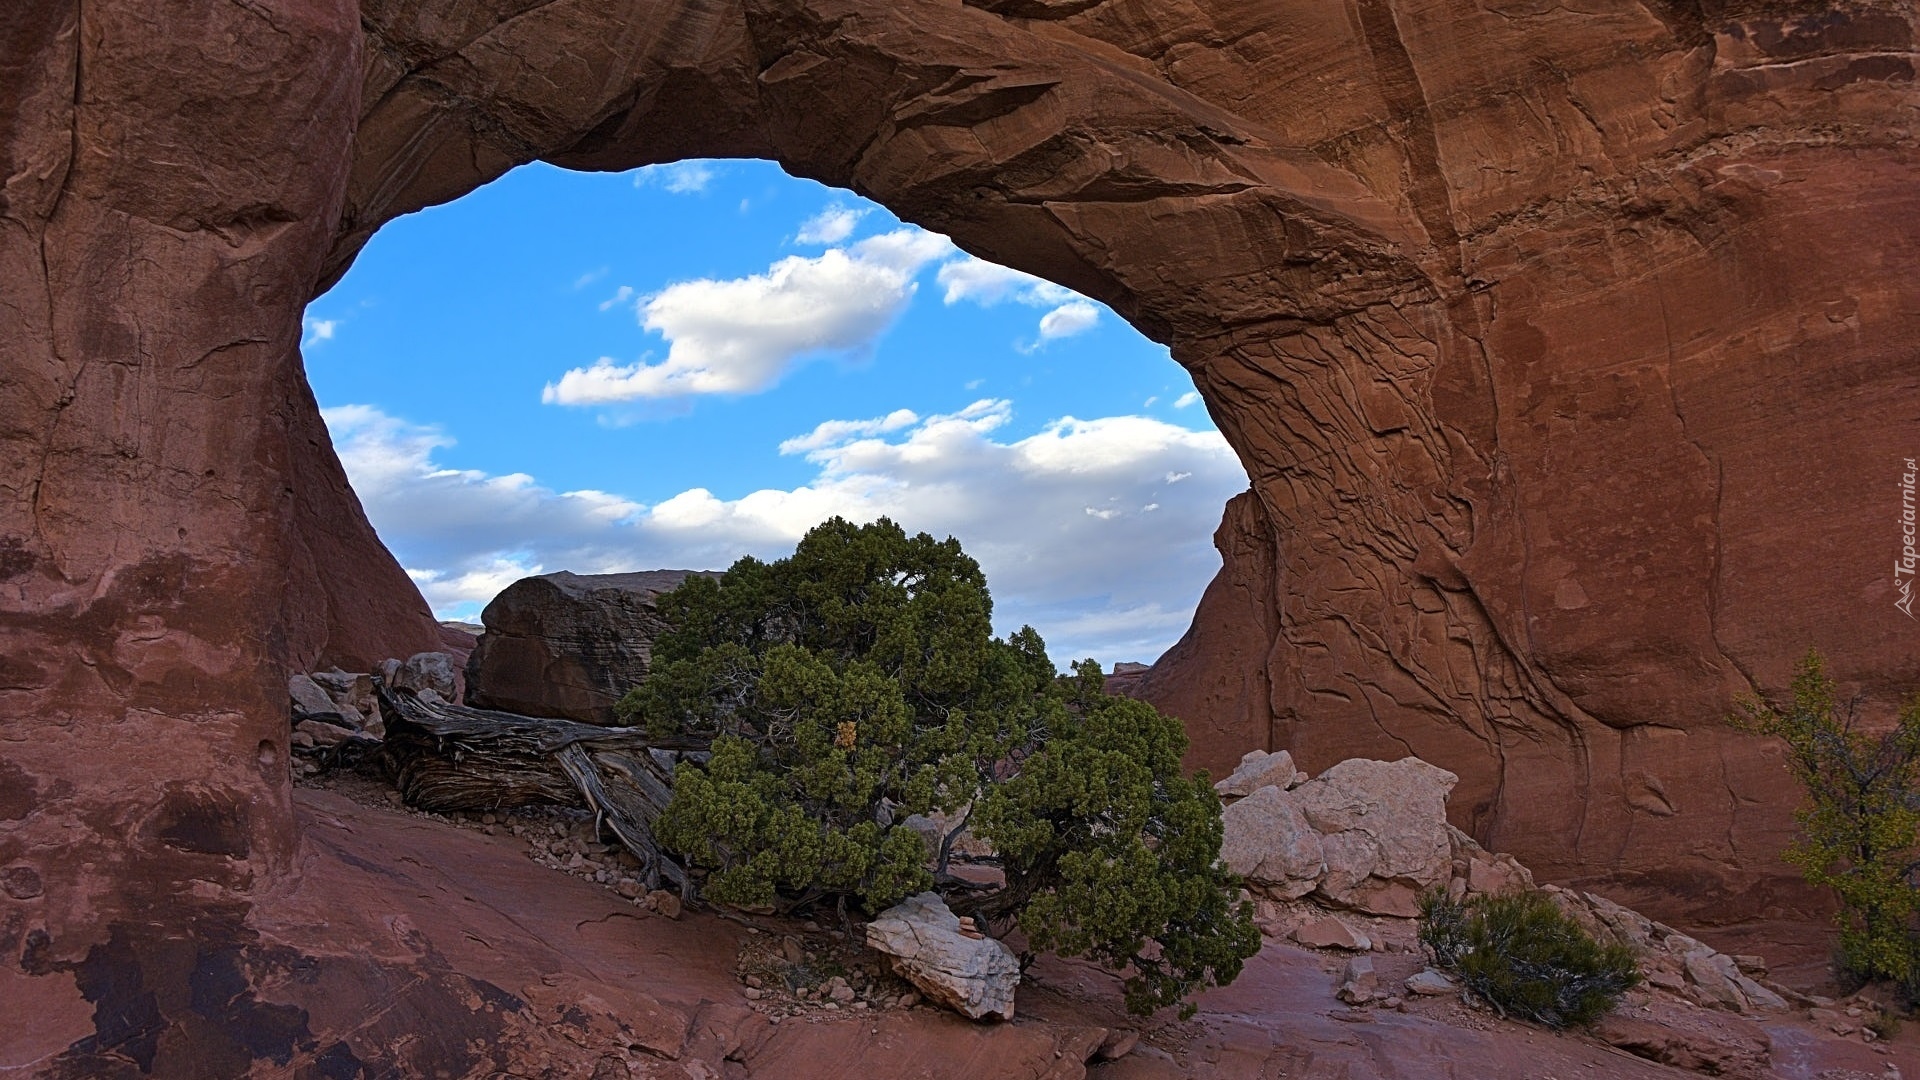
[378,685,700,892]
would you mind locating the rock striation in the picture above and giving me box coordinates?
[465,571,708,722]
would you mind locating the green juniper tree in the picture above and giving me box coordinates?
[976,662,1260,1015]
[1732,649,1920,986]
[620,516,1258,1014]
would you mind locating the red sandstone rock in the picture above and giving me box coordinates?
[2,1,1916,1073]
[465,570,705,722]
[10,788,1908,1079]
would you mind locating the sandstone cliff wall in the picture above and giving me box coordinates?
[1,2,1913,1021]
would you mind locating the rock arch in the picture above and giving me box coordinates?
[3,0,1916,1038]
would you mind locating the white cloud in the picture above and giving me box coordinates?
[1174,390,1202,409]
[633,161,718,194]
[302,317,338,348]
[935,257,1105,348]
[325,401,1247,664]
[796,206,868,245]
[598,285,634,312]
[778,409,920,455]
[1037,301,1099,341]
[573,267,608,290]
[542,229,956,404]
[936,257,1075,308]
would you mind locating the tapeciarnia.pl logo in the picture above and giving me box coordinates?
[1899,457,1917,618]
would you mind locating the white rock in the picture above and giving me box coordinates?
[1405,969,1458,996]
[865,893,1019,1021]
[391,652,458,700]
[1214,750,1304,798]
[1220,785,1324,898]
[903,805,992,860]
[1732,973,1788,1011]
[1293,757,1457,914]
[1683,950,1748,1012]
[1336,955,1378,1004]
[1292,915,1370,951]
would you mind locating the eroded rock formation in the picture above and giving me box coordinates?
[465,570,705,723]
[2,0,1915,1072]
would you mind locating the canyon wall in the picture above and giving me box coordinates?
[0,1,1914,1065]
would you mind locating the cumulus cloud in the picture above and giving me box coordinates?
[937,255,1103,347]
[543,229,955,404]
[936,257,1076,308]
[633,161,717,194]
[1036,300,1100,342]
[778,409,919,455]
[1174,390,1202,409]
[598,285,634,312]
[796,206,868,245]
[325,401,1247,663]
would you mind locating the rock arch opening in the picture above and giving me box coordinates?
[305,156,1249,672]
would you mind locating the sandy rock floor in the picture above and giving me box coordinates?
[286,766,1920,1079]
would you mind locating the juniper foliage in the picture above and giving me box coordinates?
[621,517,1258,1014]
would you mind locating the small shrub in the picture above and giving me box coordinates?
[1419,889,1639,1029]
[1867,1005,1902,1041]
[1729,648,1920,987]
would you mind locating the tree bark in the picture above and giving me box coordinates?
[379,685,700,893]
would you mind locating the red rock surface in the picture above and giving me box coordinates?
[0,788,1122,1078]
[10,786,1913,1078]
[1,1,1915,1072]
[341,0,1918,931]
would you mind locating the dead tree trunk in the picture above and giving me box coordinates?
[378,685,702,893]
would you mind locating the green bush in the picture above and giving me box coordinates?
[1730,648,1920,987]
[974,663,1262,1016]
[1419,889,1639,1029]
[622,516,1259,1015]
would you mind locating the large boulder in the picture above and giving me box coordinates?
[1221,785,1324,899]
[1225,757,1457,917]
[465,571,710,723]
[1294,758,1459,916]
[865,893,1020,1021]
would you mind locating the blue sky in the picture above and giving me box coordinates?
[305,159,1247,666]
